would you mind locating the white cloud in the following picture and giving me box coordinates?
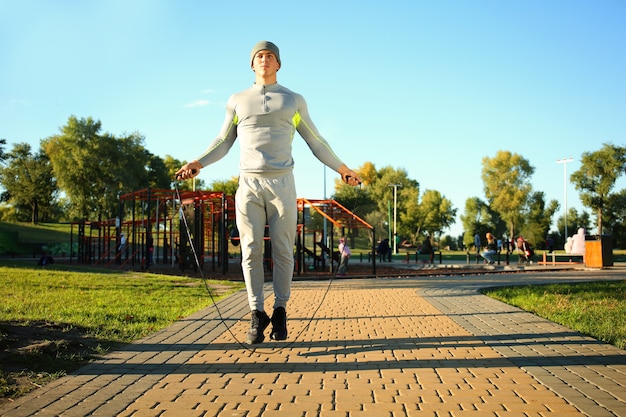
[7,98,30,108]
[184,99,209,108]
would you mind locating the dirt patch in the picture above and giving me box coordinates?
[0,320,118,406]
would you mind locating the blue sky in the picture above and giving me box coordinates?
[1,0,625,237]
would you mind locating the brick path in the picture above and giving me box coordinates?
[1,266,625,416]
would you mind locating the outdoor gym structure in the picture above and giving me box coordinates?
[68,188,377,276]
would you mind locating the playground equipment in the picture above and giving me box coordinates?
[69,188,233,273]
[68,218,117,265]
[70,188,375,276]
[115,187,233,273]
[296,198,375,275]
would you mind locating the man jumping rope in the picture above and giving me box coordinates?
[176,41,361,344]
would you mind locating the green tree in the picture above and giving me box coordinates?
[0,138,6,163]
[333,163,418,247]
[332,164,377,245]
[482,150,535,240]
[375,166,419,249]
[145,152,171,190]
[165,155,206,191]
[362,165,418,216]
[0,138,6,194]
[43,116,169,220]
[439,234,457,251]
[570,143,626,235]
[460,197,497,249]
[364,210,388,246]
[556,207,591,243]
[0,143,57,223]
[398,186,421,245]
[333,180,375,217]
[344,171,457,248]
[521,191,560,247]
[416,189,457,243]
[604,190,626,248]
[357,161,377,188]
[210,176,239,195]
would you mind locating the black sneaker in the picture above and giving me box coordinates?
[246,310,270,344]
[270,307,288,341]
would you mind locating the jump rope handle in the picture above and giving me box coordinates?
[344,175,362,186]
[175,168,197,181]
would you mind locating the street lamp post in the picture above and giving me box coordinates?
[387,200,392,243]
[557,157,574,240]
[389,183,402,255]
[323,166,327,242]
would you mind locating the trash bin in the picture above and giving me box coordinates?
[585,235,613,268]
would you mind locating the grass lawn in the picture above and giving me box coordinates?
[0,262,244,402]
[483,280,626,350]
[0,222,73,256]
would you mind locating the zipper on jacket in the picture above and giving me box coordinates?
[262,85,269,113]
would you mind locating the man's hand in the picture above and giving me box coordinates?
[338,165,362,187]
[175,161,203,180]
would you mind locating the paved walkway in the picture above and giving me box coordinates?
[1,266,625,417]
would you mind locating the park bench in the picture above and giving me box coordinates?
[405,250,442,264]
[538,252,585,266]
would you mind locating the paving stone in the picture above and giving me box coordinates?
[1,266,624,417]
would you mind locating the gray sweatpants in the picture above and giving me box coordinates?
[235,172,297,312]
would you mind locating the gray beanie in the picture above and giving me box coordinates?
[250,41,281,67]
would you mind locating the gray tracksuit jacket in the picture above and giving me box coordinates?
[196,83,345,174]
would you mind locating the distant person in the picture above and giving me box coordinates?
[480,232,497,264]
[571,228,586,254]
[420,236,435,263]
[163,237,169,263]
[337,237,351,276]
[419,236,433,255]
[117,233,127,261]
[517,235,534,264]
[146,237,154,268]
[473,232,481,261]
[516,235,526,254]
[176,41,361,344]
[502,236,510,254]
[38,253,54,266]
[377,238,391,262]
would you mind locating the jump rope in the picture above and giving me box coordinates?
[173,174,358,354]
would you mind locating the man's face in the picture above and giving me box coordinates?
[252,50,280,75]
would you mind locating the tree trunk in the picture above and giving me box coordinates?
[31,200,39,224]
